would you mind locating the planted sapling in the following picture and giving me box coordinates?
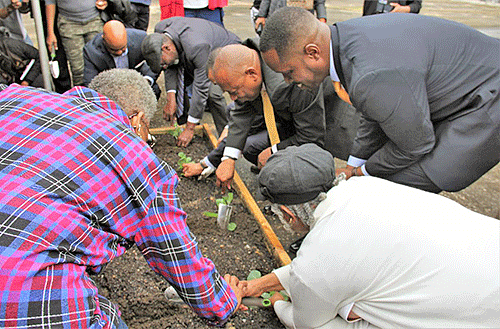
[177,152,194,172]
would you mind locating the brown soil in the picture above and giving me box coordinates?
[93,132,286,329]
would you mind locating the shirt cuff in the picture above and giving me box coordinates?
[223,146,241,160]
[187,115,201,124]
[346,155,366,168]
[143,76,154,86]
[272,265,291,293]
[203,156,216,169]
[271,144,278,154]
[167,89,177,93]
[360,164,370,176]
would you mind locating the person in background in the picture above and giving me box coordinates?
[141,17,240,147]
[83,20,161,98]
[45,0,104,86]
[363,0,422,16]
[254,0,326,33]
[234,143,500,329]
[0,68,244,328]
[0,0,32,44]
[0,26,43,87]
[129,0,150,30]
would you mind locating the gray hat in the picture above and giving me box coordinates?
[141,33,164,74]
[258,143,335,205]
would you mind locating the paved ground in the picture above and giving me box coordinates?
[21,0,499,218]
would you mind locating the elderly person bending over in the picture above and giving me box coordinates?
[0,69,243,329]
[237,143,499,329]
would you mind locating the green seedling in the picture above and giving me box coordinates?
[204,192,235,227]
[245,270,289,307]
[166,122,182,139]
[177,152,193,171]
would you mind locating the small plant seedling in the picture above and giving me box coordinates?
[246,269,262,281]
[177,152,193,171]
[166,122,182,139]
[203,192,236,231]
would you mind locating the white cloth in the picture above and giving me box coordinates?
[272,176,500,329]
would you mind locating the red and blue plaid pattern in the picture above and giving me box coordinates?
[0,84,237,328]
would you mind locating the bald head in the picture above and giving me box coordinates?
[208,44,259,81]
[206,44,263,103]
[259,7,320,60]
[103,20,127,56]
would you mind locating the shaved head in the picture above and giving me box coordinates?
[207,44,258,81]
[206,44,263,103]
[103,20,127,56]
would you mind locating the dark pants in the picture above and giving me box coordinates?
[184,7,224,27]
[207,129,270,167]
[130,3,150,31]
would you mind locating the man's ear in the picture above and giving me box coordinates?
[245,67,259,80]
[304,43,321,60]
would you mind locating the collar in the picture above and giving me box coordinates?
[329,40,340,82]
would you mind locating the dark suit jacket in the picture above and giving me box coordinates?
[83,28,158,86]
[154,17,241,121]
[362,0,421,16]
[226,38,360,161]
[331,14,500,190]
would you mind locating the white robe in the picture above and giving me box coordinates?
[272,176,500,329]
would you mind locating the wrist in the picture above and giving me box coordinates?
[185,122,196,131]
[350,167,359,177]
[221,155,237,162]
[200,160,208,168]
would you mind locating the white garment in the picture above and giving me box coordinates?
[272,176,500,329]
[183,0,209,9]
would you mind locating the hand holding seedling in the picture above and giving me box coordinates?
[177,152,193,172]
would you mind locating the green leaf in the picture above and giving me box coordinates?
[227,222,237,231]
[224,192,233,205]
[261,292,271,299]
[247,269,262,281]
[216,198,224,207]
[178,152,186,158]
[203,211,218,217]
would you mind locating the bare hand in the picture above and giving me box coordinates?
[46,32,58,51]
[182,162,203,177]
[389,3,410,13]
[255,17,265,31]
[257,147,272,169]
[318,17,327,23]
[10,0,21,9]
[216,159,235,191]
[269,291,285,306]
[223,274,247,311]
[335,165,363,180]
[95,0,108,10]
[177,124,195,147]
[163,101,177,126]
[216,127,228,146]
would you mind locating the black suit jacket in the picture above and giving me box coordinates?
[154,17,241,120]
[83,28,158,86]
[330,14,500,190]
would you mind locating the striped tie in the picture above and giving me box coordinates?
[176,66,184,116]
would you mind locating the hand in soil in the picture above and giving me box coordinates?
[177,124,195,147]
[216,158,235,191]
[182,162,203,177]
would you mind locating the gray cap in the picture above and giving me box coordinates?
[141,33,164,74]
[258,143,335,205]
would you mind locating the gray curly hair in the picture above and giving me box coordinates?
[88,68,157,123]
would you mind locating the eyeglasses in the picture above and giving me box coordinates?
[128,113,156,148]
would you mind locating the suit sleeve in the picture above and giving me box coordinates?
[314,0,327,20]
[188,44,211,120]
[350,68,435,177]
[272,81,326,150]
[225,99,259,152]
[164,66,178,91]
[83,47,100,87]
[257,0,270,17]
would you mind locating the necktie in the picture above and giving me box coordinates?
[261,90,280,145]
[333,80,352,105]
[176,66,184,117]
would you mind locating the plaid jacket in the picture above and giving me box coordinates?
[0,84,236,328]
